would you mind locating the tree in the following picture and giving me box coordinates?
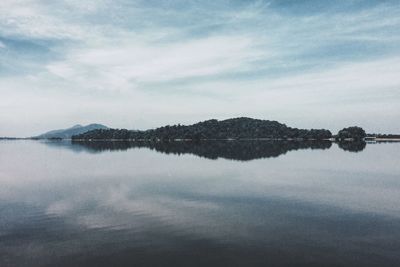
[336,126,366,141]
[72,117,334,141]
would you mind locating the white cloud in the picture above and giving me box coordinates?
[0,0,117,40]
[45,35,264,92]
[63,0,110,13]
[2,56,399,136]
[0,0,400,136]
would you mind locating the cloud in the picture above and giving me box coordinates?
[0,1,82,40]
[45,35,264,93]
[2,55,398,136]
[0,0,399,136]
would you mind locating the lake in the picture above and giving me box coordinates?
[0,140,399,267]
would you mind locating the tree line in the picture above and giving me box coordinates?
[72,117,334,141]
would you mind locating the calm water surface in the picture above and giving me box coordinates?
[0,140,399,267]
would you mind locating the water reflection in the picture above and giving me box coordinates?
[69,140,334,160]
[0,140,399,267]
[337,140,367,152]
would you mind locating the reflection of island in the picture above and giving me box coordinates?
[70,140,333,161]
[337,141,366,152]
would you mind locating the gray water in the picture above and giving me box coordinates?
[0,140,399,267]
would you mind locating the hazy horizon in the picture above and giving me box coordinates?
[1,0,400,137]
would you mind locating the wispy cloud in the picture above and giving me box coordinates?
[0,0,399,136]
[45,35,265,92]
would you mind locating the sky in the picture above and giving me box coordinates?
[0,0,399,137]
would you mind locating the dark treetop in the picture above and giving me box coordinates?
[336,126,366,141]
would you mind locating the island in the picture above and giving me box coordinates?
[72,117,333,141]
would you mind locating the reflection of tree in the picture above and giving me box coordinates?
[71,140,332,161]
[337,141,366,152]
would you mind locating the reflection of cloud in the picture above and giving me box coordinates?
[47,200,74,215]
[106,186,220,214]
[46,183,220,232]
[1,140,400,249]
[3,141,400,231]
[2,141,400,266]
[40,162,400,245]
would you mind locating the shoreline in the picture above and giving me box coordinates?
[2,138,400,142]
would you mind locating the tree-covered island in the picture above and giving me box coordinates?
[72,117,333,141]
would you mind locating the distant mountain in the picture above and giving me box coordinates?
[72,117,332,141]
[35,124,108,139]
